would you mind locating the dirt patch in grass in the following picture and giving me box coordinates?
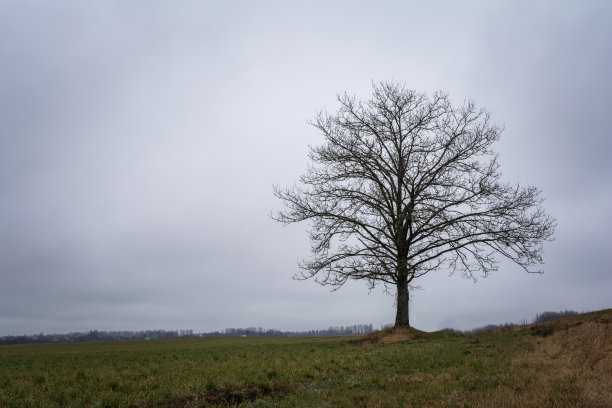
[350,326,427,347]
[203,384,278,406]
[144,382,285,408]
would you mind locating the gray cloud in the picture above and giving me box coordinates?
[1,1,611,335]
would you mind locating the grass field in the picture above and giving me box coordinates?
[1,309,610,407]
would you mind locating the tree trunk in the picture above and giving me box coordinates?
[394,275,410,327]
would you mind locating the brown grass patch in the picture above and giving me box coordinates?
[350,326,427,347]
[488,309,612,408]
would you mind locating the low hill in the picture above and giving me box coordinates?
[351,309,611,407]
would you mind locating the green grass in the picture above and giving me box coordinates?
[1,310,610,407]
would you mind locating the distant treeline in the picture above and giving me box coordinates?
[0,329,195,345]
[1,311,582,345]
[446,310,580,334]
[0,324,374,345]
[216,324,374,338]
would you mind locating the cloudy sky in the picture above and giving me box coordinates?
[1,1,611,336]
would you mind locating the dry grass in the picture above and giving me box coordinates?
[350,326,427,347]
[487,309,612,408]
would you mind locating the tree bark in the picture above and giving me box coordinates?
[394,274,410,327]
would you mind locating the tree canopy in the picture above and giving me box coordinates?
[274,81,555,327]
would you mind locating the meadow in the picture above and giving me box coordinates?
[0,309,609,407]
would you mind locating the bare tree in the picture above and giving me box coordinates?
[274,82,555,327]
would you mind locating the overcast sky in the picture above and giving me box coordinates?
[1,1,611,336]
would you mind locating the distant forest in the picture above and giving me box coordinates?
[445,310,579,334]
[0,311,580,345]
[0,324,374,345]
